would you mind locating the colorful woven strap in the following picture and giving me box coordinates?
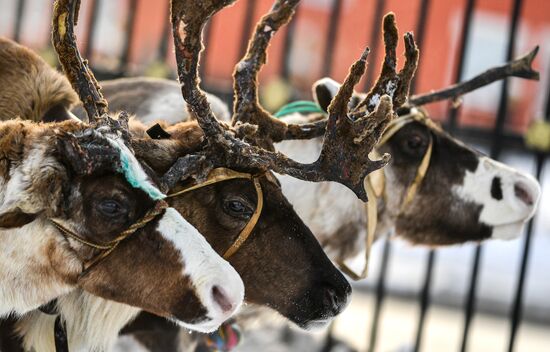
[202,321,242,352]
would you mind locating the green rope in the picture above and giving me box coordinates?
[274,100,326,118]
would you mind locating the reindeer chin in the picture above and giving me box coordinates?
[491,221,528,241]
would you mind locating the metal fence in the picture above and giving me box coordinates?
[4,0,549,351]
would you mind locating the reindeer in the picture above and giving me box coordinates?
[11,7,538,352]
[0,37,79,123]
[90,15,542,281]
[0,94,244,329]
[0,0,405,350]
[0,0,251,344]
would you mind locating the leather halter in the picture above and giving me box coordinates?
[338,108,440,280]
[50,200,168,272]
[166,167,266,259]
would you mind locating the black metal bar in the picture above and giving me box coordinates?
[447,0,477,133]
[117,0,140,74]
[461,1,524,351]
[238,0,257,59]
[321,0,342,77]
[408,1,434,350]
[413,2,476,349]
[460,245,483,352]
[83,0,100,63]
[280,3,300,80]
[157,1,171,61]
[320,323,337,352]
[413,250,436,352]
[506,154,544,352]
[13,0,26,43]
[409,0,431,94]
[363,0,385,91]
[489,0,524,159]
[507,56,550,352]
[367,239,392,352]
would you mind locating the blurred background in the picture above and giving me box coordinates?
[0,0,548,351]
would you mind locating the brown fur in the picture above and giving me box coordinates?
[0,37,79,122]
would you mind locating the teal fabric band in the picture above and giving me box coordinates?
[274,100,326,118]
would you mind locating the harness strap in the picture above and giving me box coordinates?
[402,136,432,209]
[50,200,168,271]
[336,109,436,280]
[336,174,379,280]
[223,177,263,258]
[37,300,68,352]
[166,168,265,259]
[53,316,69,352]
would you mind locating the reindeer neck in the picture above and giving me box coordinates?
[17,291,140,352]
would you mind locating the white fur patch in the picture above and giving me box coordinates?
[0,220,78,317]
[0,146,80,317]
[276,115,367,259]
[453,156,540,239]
[142,86,231,125]
[156,208,244,332]
[112,335,151,352]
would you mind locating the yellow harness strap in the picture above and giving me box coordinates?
[50,200,168,271]
[338,109,436,280]
[166,168,265,259]
[336,172,380,280]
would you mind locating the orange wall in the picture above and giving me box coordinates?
[5,0,549,133]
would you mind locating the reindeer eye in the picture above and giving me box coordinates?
[407,135,424,149]
[98,199,126,217]
[223,198,253,220]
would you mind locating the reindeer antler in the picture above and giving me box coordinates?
[52,0,108,123]
[355,13,419,113]
[231,0,299,147]
[168,0,393,201]
[409,46,540,106]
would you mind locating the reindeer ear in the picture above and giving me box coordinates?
[42,104,82,123]
[312,77,363,113]
[312,77,342,112]
[0,206,38,228]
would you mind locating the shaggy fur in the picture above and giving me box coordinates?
[0,37,79,123]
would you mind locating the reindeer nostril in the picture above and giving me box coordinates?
[323,288,339,311]
[514,183,534,206]
[491,177,503,200]
[211,285,234,314]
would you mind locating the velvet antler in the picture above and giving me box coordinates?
[167,0,393,201]
[354,13,419,113]
[409,46,540,106]
[52,0,109,123]
[51,0,139,173]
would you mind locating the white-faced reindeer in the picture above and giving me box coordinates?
[0,0,409,350]
[0,0,248,345]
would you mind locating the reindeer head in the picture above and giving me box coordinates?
[0,0,247,331]
[137,0,408,327]
[309,15,541,246]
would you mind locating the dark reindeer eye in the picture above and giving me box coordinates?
[407,135,424,149]
[401,132,428,157]
[98,199,126,217]
[223,198,253,219]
